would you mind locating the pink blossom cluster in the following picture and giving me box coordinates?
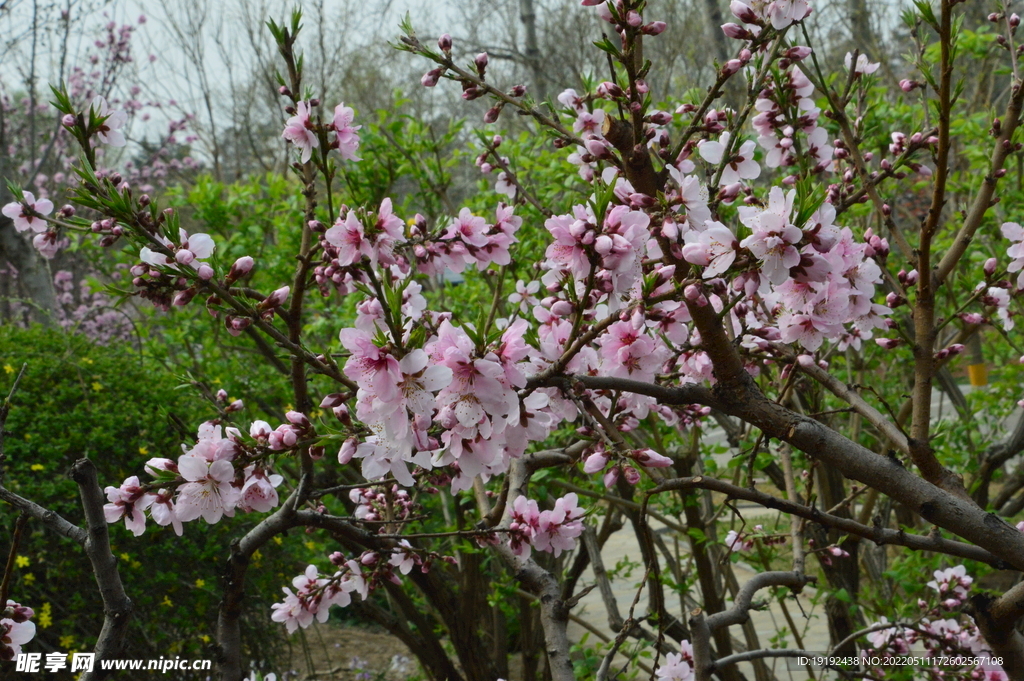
[748,62,833,174]
[582,445,673,488]
[281,100,361,163]
[508,493,585,558]
[927,564,974,609]
[0,600,36,661]
[270,561,368,634]
[863,566,1007,679]
[654,641,695,681]
[1001,221,1024,290]
[104,421,285,535]
[348,486,415,523]
[728,0,812,31]
[413,205,522,276]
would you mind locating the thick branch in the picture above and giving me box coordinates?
[68,459,133,681]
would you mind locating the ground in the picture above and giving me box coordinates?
[282,622,416,680]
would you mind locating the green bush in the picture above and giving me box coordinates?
[0,326,305,678]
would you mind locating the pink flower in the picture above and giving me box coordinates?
[149,491,184,536]
[239,467,284,513]
[681,222,739,278]
[654,649,694,681]
[739,188,804,285]
[331,103,361,161]
[91,96,128,146]
[32,232,60,259]
[534,493,584,557]
[1,601,36,659]
[1001,221,1024,289]
[697,131,760,185]
[174,454,240,524]
[339,328,403,403]
[103,476,156,536]
[768,0,810,29]
[845,52,880,75]
[444,208,489,247]
[324,212,367,266]
[282,100,319,163]
[2,191,53,233]
[508,279,541,314]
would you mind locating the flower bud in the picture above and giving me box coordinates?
[438,34,452,52]
[421,68,443,87]
[785,46,812,60]
[721,22,751,39]
[227,255,254,283]
[474,52,488,72]
[730,0,759,24]
[196,263,215,281]
[62,113,77,127]
[984,257,998,276]
[642,21,667,35]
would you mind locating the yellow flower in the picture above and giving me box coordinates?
[311,409,323,419]
[24,433,32,441]
[273,536,283,545]
[30,464,44,471]
[59,635,76,648]
[252,550,262,566]
[38,603,52,628]
[15,556,30,568]
[199,634,210,643]
[138,446,149,455]
[120,553,131,562]
[92,382,103,391]
[162,596,173,607]
[131,561,141,569]
[305,540,316,551]
[80,357,93,365]
[22,573,35,584]
[195,579,205,588]
[3,364,13,374]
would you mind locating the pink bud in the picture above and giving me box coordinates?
[173,288,197,306]
[62,113,76,127]
[583,452,610,474]
[474,52,488,71]
[603,466,620,489]
[421,68,443,87]
[730,0,759,24]
[338,439,358,465]
[642,21,667,35]
[483,106,502,124]
[623,465,641,485]
[196,263,215,281]
[721,23,751,39]
[438,34,452,52]
[227,255,254,283]
[626,10,642,27]
[785,46,812,60]
[261,285,291,309]
[984,257,998,276]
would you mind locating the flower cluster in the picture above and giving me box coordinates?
[104,421,285,535]
[654,640,695,681]
[281,99,362,163]
[270,562,368,634]
[0,601,36,661]
[863,565,1008,679]
[507,493,585,558]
